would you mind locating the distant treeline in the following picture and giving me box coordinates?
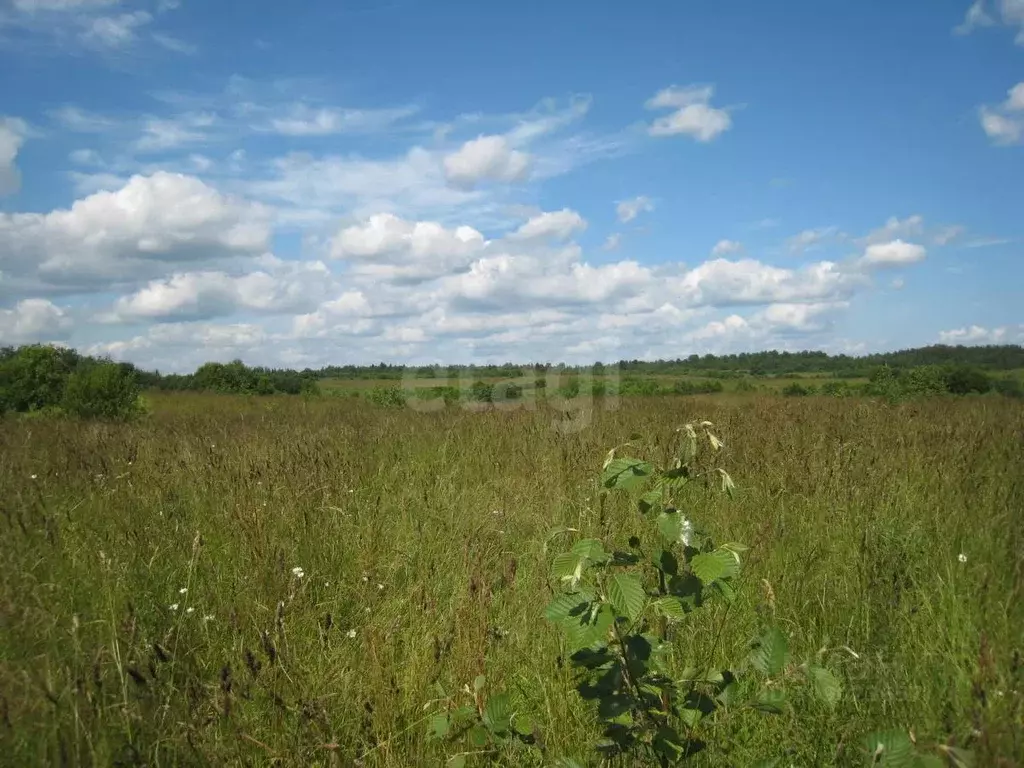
[309,344,1024,380]
[137,360,319,395]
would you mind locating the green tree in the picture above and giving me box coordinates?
[62,362,142,420]
[0,344,78,413]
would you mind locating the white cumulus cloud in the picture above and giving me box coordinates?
[616,195,654,223]
[0,172,270,291]
[859,239,927,267]
[509,209,587,241]
[443,135,531,187]
[980,81,1024,144]
[0,299,72,344]
[711,239,743,256]
[646,85,732,141]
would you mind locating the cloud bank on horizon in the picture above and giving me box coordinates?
[0,0,1021,371]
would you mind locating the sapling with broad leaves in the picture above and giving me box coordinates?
[544,421,842,766]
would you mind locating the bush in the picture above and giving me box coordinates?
[0,344,78,413]
[944,365,992,395]
[62,363,143,420]
[366,385,406,408]
[782,382,813,397]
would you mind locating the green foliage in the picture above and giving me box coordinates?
[62,362,143,421]
[0,344,79,413]
[366,385,407,408]
[782,382,815,397]
[544,422,841,764]
[426,676,538,764]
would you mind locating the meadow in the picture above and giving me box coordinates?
[1,391,1022,766]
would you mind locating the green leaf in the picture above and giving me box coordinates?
[679,707,703,727]
[468,723,489,748]
[511,712,534,737]
[753,688,786,714]
[652,725,687,761]
[657,510,683,546]
[860,730,915,767]
[429,713,450,740]
[551,551,580,580]
[473,674,486,693]
[749,628,789,677]
[690,549,740,585]
[601,457,654,492]
[639,487,663,515]
[566,602,615,648]
[750,759,781,768]
[606,573,645,621]
[652,596,687,621]
[571,538,609,563]
[482,692,512,735]
[807,665,842,709]
[544,593,592,624]
[446,755,466,768]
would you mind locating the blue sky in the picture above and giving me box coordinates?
[0,0,1021,371]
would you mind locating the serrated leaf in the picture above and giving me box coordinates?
[469,723,489,748]
[653,596,687,621]
[749,627,789,677]
[429,713,449,740]
[572,538,609,563]
[607,573,645,621]
[551,551,580,579]
[679,707,703,727]
[861,730,915,767]
[601,457,653,492]
[753,688,786,714]
[511,712,534,737]
[566,602,615,649]
[639,487,664,515]
[451,705,476,725]
[483,692,512,735]
[807,665,842,709]
[657,510,683,546]
[544,594,592,624]
[652,725,687,760]
[690,549,739,584]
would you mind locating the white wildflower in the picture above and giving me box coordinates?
[179,587,188,594]
[30,474,38,480]
[958,553,967,563]
[202,614,214,623]
[347,628,357,639]
[377,583,384,591]
[361,575,369,583]
[169,603,179,611]
[185,607,194,615]
[292,567,305,578]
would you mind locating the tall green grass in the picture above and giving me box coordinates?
[1,394,1021,765]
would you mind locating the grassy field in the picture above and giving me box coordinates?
[1,393,1022,766]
